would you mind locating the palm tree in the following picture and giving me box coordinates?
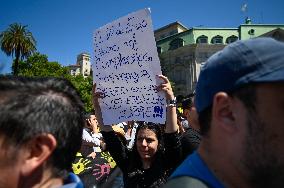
[0,23,36,75]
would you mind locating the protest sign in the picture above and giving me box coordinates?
[93,8,166,125]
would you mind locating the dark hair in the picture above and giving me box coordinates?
[128,122,164,169]
[198,84,256,136]
[176,95,185,104]
[0,76,85,178]
[182,96,194,110]
[198,105,212,136]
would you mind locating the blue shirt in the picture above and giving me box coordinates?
[170,151,225,188]
[61,173,84,188]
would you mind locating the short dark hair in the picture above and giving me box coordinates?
[0,76,85,178]
[182,97,194,110]
[198,84,257,136]
[182,93,195,110]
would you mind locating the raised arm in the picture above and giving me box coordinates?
[157,75,178,133]
[92,83,113,132]
[92,84,129,171]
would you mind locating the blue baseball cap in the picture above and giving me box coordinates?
[195,37,284,113]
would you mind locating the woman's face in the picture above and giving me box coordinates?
[136,128,159,161]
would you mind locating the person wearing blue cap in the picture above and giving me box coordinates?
[164,37,284,188]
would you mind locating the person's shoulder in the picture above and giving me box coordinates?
[163,176,210,188]
[60,173,84,188]
[182,127,201,142]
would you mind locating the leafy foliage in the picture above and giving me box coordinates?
[68,75,93,113]
[18,53,70,77]
[18,52,93,112]
[0,23,36,75]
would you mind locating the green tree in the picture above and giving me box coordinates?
[18,52,70,77]
[0,23,36,75]
[68,75,93,112]
[18,52,93,112]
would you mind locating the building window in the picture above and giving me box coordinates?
[196,35,208,44]
[84,57,90,61]
[211,35,223,44]
[248,29,255,35]
[157,46,162,54]
[169,38,184,50]
[226,35,238,43]
[84,70,89,76]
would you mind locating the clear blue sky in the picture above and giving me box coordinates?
[1,0,284,74]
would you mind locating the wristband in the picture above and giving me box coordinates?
[167,97,177,107]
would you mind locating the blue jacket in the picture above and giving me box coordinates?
[61,173,84,188]
[169,151,225,188]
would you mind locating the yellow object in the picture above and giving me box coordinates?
[177,107,183,114]
[72,158,92,174]
[101,151,116,168]
[112,124,125,136]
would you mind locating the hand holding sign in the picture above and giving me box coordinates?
[156,75,175,101]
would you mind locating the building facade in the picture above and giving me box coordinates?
[155,19,284,96]
[68,52,91,78]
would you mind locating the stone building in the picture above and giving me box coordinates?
[155,19,284,96]
[68,52,91,78]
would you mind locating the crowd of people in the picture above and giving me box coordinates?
[0,37,284,188]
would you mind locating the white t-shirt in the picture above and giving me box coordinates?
[125,123,138,149]
[82,128,102,152]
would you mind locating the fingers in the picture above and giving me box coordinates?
[92,83,105,108]
[156,75,175,100]
[87,118,91,124]
[156,75,171,90]
[157,74,169,83]
[157,83,171,92]
[93,91,104,99]
[92,83,105,99]
[92,83,97,92]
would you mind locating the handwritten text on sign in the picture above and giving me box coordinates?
[93,8,166,125]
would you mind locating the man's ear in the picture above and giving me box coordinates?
[212,92,237,133]
[21,134,57,176]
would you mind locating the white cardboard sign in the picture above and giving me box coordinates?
[93,8,166,125]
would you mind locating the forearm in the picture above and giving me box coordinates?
[164,131,182,169]
[165,105,178,133]
[101,131,128,170]
[156,75,178,133]
[93,97,113,132]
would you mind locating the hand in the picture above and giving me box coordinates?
[87,115,99,133]
[127,121,134,129]
[156,75,175,100]
[92,83,104,107]
[92,84,112,131]
[88,151,97,159]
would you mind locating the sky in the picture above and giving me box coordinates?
[1,0,284,74]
